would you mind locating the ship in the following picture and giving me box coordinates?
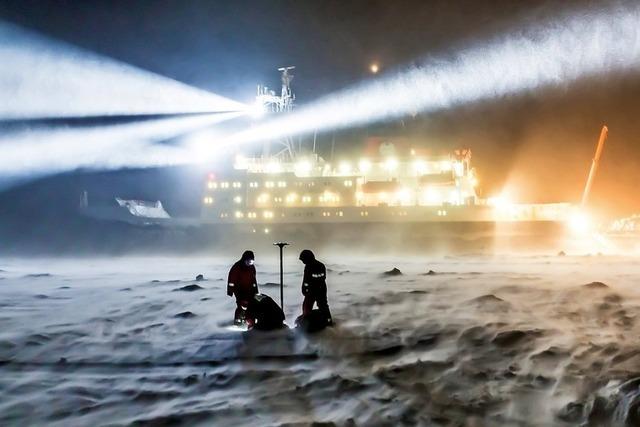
[201,146,571,228]
[79,67,588,253]
[198,146,574,250]
[197,68,575,251]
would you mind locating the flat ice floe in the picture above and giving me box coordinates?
[1,255,640,426]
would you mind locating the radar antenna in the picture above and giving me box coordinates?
[278,66,295,112]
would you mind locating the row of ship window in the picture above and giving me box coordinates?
[215,210,448,219]
[208,180,354,190]
[219,210,354,219]
[204,194,343,205]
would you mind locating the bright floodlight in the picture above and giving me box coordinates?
[396,188,411,204]
[488,193,513,210]
[266,160,282,173]
[295,160,312,176]
[370,63,380,74]
[223,4,640,147]
[568,211,592,235]
[338,161,352,174]
[358,159,372,173]
[248,100,267,118]
[384,158,398,172]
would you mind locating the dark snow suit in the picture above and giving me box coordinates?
[301,259,332,324]
[245,294,285,330]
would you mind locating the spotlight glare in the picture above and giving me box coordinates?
[295,160,312,176]
[488,193,513,210]
[568,211,592,235]
[338,161,352,175]
[248,100,267,118]
[358,159,372,173]
[384,157,398,172]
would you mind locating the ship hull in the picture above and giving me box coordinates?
[197,203,571,254]
[80,204,572,254]
[197,220,570,255]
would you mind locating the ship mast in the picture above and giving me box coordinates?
[255,66,297,160]
[278,66,295,112]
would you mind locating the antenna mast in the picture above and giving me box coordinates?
[255,66,297,159]
[278,66,295,112]
[255,66,296,114]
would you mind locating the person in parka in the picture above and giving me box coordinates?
[227,250,259,325]
[245,293,285,331]
[298,249,333,326]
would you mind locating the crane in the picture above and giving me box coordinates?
[581,125,608,207]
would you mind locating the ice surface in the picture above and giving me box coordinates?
[2,254,640,426]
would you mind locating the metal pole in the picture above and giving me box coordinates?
[273,242,289,310]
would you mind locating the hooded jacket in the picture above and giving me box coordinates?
[227,252,258,300]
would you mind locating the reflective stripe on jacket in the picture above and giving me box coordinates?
[302,260,326,296]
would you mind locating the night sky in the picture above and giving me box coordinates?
[1,0,639,217]
[0,0,586,101]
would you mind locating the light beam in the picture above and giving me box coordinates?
[224,4,640,147]
[0,21,245,120]
[0,112,243,186]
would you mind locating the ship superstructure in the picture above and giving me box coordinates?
[201,67,570,229]
[201,146,570,228]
